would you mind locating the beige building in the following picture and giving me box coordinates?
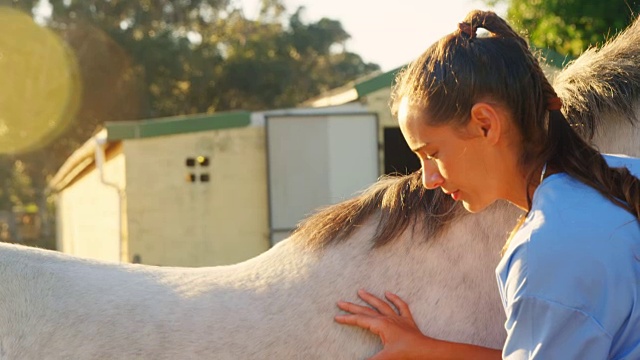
[50,111,269,266]
[50,106,379,266]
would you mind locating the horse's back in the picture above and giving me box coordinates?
[0,243,217,358]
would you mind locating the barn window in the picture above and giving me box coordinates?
[186,158,196,167]
[200,173,210,182]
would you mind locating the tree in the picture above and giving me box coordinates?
[0,0,379,248]
[216,7,379,110]
[490,0,640,57]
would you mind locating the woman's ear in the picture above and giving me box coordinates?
[469,102,502,144]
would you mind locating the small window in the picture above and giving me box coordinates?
[200,173,210,182]
[186,158,196,167]
[186,173,196,182]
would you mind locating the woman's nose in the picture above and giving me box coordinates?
[421,161,444,189]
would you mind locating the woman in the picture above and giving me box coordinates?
[335,10,640,359]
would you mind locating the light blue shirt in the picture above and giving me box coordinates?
[496,155,640,359]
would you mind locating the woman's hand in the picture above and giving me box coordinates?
[335,289,437,360]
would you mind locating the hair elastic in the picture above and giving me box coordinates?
[458,22,477,39]
[547,97,563,111]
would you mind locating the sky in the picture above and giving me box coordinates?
[243,0,505,71]
[33,0,505,71]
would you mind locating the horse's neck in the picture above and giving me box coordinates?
[346,202,516,348]
[258,202,519,353]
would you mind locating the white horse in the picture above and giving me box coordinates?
[2,17,640,360]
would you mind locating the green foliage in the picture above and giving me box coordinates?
[499,0,640,57]
[35,0,378,117]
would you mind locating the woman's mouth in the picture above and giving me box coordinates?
[450,191,460,201]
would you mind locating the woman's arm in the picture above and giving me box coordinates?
[335,289,502,360]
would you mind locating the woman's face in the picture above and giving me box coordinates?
[398,98,507,213]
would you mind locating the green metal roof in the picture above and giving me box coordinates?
[354,66,403,98]
[106,111,252,141]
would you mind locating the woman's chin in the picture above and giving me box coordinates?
[461,199,491,213]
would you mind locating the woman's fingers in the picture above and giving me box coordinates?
[357,289,397,316]
[334,313,384,336]
[336,290,428,360]
[337,300,379,317]
[384,291,414,320]
[337,290,410,318]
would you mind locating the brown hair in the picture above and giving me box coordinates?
[391,10,639,253]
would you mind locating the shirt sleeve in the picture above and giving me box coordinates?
[503,295,613,359]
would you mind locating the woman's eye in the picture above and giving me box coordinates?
[426,152,438,160]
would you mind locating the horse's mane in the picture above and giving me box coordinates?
[554,14,640,139]
[292,171,466,249]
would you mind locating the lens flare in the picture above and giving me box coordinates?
[0,7,80,154]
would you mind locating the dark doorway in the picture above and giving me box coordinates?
[383,127,421,175]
